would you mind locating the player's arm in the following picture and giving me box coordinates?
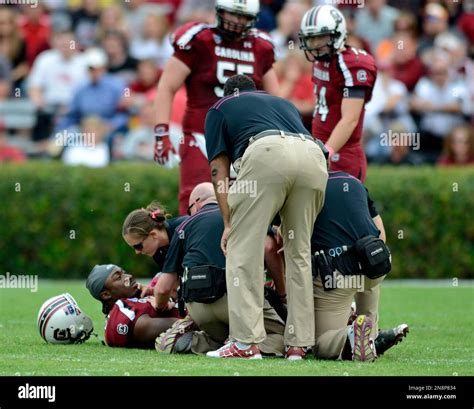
[372,215,386,243]
[154,56,191,124]
[133,314,178,345]
[262,67,280,96]
[153,57,191,165]
[325,88,365,155]
[154,272,179,310]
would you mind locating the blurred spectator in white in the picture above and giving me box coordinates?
[434,32,473,84]
[437,124,474,166]
[124,0,171,40]
[57,48,128,143]
[417,3,449,56]
[70,0,102,48]
[270,1,306,61]
[0,120,26,163]
[354,0,399,51]
[390,33,425,92]
[0,55,11,100]
[18,3,51,68]
[364,49,417,161]
[95,4,130,44]
[120,103,155,161]
[101,30,137,85]
[129,13,173,70]
[411,50,470,160]
[122,59,162,112]
[176,0,216,24]
[62,115,110,167]
[274,50,314,130]
[28,31,88,142]
[0,7,29,91]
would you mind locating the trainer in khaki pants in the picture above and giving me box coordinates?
[204,75,328,359]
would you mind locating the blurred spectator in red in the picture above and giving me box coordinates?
[0,55,11,100]
[122,59,162,111]
[354,0,400,51]
[70,0,102,48]
[411,50,470,160]
[0,7,28,91]
[28,30,88,142]
[417,3,449,56]
[17,4,51,67]
[101,30,137,85]
[175,0,215,24]
[62,115,110,167]
[457,2,474,57]
[95,4,130,44]
[129,13,173,70]
[437,124,474,166]
[0,120,26,163]
[341,8,371,53]
[274,50,314,131]
[390,33,425,92]
[270,1,306,61]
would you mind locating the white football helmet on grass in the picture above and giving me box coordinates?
[37,293,93,344]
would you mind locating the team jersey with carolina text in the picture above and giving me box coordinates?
[311,47,377,148]
[104,297,179,348]
[171,22,275,134]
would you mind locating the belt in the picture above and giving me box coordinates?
[249,129,316,145]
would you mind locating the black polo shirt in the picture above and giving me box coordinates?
[162,203,225,276]
[311,171,380,252]
[152,216,188,270]
[205,90,309,163]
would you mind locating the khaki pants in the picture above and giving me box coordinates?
[313,271,384,359]
[187,294,285,355]
[226,134,328,346]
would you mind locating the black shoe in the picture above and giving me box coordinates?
[374,324,409,356]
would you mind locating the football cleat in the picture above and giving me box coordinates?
[375,324,409,356]
[352,315,377,362]
[206,340,262,359]
[155,315,196,354]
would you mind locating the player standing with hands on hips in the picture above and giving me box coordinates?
[299,5,377,181]
[204,75,328,360]
[153,0,279,215]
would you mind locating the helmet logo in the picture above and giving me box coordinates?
[330,9,343,25]
[53,328,72,341]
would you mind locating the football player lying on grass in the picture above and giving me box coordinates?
[86,264,181,349]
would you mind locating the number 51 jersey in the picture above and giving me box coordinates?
[171,22,275,135]
[311,47,377,148]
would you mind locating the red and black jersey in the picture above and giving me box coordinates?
[104,297,179,348]
[171,22,275,134]
[311,47,377,148]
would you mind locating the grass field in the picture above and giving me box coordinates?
[0,280,473,376]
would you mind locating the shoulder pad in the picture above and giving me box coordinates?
[173,22,210,49]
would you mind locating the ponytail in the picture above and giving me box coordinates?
[122,201,171,238]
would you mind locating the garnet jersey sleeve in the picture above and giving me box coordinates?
[249,29,276,75]
[171,21,209,70]
[337,47,377,101]
[104,297,179,348]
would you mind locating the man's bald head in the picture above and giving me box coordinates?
[188,182,217,215]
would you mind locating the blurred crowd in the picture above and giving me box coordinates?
[0,0,472,167]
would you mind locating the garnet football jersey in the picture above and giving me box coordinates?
[104,297,179,348]
[311,47,377,147]
[171,22,275,134]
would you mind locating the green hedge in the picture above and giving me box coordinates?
[0,163,472,279]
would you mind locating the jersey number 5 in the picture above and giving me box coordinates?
[215,61,254,97]
[314,86,329,122]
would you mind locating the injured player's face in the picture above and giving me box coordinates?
[102,268,140,301]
